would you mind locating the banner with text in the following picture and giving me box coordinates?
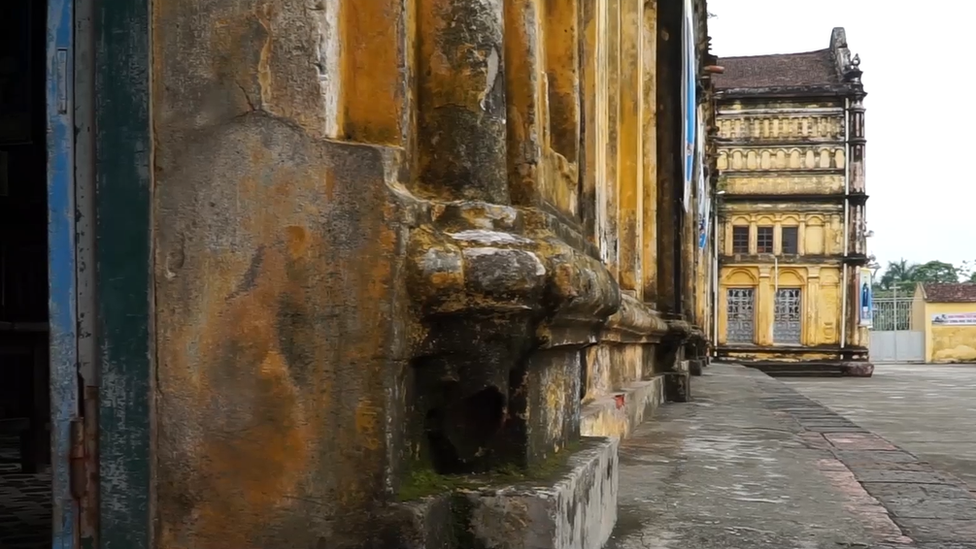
[931,312,976,326]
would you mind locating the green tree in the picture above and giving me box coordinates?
[911,260,959,284]
[878,259,917,291]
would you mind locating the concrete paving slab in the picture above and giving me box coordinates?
[853,469,965,485]
[608,363,976,549]
[860,482,976,520]
[785,364,976,489]
[832,450,920,465]
[606,364,905,549]
[896,518,976,542]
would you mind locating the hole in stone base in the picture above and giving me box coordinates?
[426,386,506,473]
[425,407,460,473]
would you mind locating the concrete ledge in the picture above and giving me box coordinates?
[744,361,875,378]
[382,494,456,549]
[387,438,619,549]
[580,377,665,439]
[841,361,874,377]
[464,437,619,549]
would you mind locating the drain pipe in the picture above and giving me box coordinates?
[840,98,851,350]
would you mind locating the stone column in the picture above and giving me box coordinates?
[418,0,508,203]
[773,220,782,255]
[640,0,658,301]
[618,0,644,294]
[718,219,728,256]
[798,220,806,255]
[806,267,820,345]
[757,266,773,346]
[848,95,866,194]
[748,221,758,255]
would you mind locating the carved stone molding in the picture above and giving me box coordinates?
[404,193,667,474]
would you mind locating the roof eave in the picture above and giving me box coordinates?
[715,84,858,99]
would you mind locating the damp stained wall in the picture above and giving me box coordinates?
[149,0,713,547]
[151,1,415,547]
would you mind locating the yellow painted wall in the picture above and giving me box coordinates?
[721,174,844,195]
[719,207,844,256]
[920,301,976,363]
[717,265,842,349]
[716,98,846,197]
[715,96,855,361]
[912,285,926,334]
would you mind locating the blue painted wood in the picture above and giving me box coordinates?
[94,0,152,544]
[46,0,78,548]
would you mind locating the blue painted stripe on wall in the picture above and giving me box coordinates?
[46,0,78,548]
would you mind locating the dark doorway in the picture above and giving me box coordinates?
[0,0,53,547]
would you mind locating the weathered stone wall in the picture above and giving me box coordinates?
[150,0,710,547]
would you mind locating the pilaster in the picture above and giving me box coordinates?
[748,221,757,255]
[757,266,773,346]
[805,266,821,345]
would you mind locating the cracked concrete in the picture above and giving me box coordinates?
[606,363,976,549]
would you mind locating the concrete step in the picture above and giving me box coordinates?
[744,362,873,378]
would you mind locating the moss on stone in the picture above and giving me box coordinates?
[397,440,583,501]
[397,468,469,501]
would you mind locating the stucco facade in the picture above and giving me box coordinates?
[131,0,718,547]
[913,283,976,363]
[711,28,871,376]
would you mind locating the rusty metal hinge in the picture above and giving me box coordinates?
[69,418,87,499]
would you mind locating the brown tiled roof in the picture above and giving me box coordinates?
[922,283,976,303]
[715,49,841,90]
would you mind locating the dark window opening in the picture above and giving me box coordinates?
[757,226,774,254]
[781,226,799,255]
[731,226,749,254]
[0,0,53,547]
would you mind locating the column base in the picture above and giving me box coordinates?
[390,437,619,549]
[581,377,665,439]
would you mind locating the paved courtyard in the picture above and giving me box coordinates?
[786,363,976,490]
[608,363,976,548]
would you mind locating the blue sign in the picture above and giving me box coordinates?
[858,268,873,327]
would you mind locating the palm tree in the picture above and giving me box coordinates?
[878,259,917,291]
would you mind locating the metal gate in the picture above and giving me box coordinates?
[774,288,802,344]
[726,288,755,344]
[869,296,924,362]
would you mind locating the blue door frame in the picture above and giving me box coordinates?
[46,0,78,547]
[47,0,157,544]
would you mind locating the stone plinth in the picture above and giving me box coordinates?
[392,437,619,549]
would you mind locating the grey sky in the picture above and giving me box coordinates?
[708,0,974,272]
